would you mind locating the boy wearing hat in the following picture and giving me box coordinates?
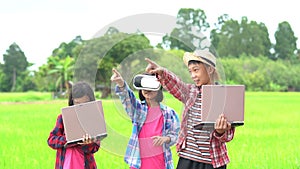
[145,50,235,169]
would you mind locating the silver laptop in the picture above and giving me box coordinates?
[62,100,107,145]
[194,85,245,129]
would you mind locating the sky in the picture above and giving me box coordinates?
[1,0,299,70]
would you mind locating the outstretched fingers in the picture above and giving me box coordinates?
[145,58,157,71]
[111,68,125,87]
[145,58,157,66]
[112,68,120,76]
[145,58,164,75]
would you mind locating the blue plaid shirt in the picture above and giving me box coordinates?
[115,83,180,169]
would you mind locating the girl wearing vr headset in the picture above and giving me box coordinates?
[111,68,180,169]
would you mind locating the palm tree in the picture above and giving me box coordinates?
[48,55,74,95]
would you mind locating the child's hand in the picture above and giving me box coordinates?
[151,136,171,146]
[78,134,94,145]
[145,58,164,76]
[214,113,231,135]
[111,68,125,88]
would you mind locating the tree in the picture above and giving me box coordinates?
[105,26,120,35]
[48,56,74,94]
[211,16,271,57]
[161,8,210,51]
[2,43,29,91]
[32,64,56,92]
[33,36,83,93]
[210,14,230,51]
[51,35,84,60]
[240,18,271,57]
[274,21,298,60]
[0,63,5,91]
[75,28,153,98]
[96,32,153,98]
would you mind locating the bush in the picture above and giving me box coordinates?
[219,56,300,91]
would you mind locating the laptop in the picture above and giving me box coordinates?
[61,100,107,146]
[194,85,245,129]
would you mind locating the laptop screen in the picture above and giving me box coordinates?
[61,100,107,144]
[201,85,245,123]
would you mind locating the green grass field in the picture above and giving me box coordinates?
[0,92,299,168]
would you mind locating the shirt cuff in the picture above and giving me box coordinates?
[213,130,226,139]
[115,82,127,94]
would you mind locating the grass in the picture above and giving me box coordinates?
[0,92,53,102]
[227,92,300,169]
[0,92,300,168]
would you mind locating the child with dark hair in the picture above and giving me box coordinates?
[47,81,100,169]
[145,50,235,169]
[111,68,180,169]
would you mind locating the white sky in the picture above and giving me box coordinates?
[1,0,299,70]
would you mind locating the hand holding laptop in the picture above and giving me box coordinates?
[194,85,245,130]
[215,113,232,135]
[62,100,107,146]
[77,134,97,145]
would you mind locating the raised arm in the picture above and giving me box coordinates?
[111,68,146,123]
[145,58,191,103]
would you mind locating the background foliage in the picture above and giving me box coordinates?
[0,8,299,95]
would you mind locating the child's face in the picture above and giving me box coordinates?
[73,95,90,105]
[142,90,158,101]
[188,62,211,87]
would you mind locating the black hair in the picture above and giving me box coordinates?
[188,60,202,66]
[68,81,95,106]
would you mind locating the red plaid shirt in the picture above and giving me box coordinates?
[157,69,235,168]
[47,114,100,169]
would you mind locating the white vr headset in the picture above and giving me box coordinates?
[133,74,161,91]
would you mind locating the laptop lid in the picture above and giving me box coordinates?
[62,100,107,145]
[195,85,245,128]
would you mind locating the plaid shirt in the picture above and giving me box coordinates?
[115,83,180,169]
[47,114,100,169]
[158,69,235,168]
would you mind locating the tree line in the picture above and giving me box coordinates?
[0,8,299,96]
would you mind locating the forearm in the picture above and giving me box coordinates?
[47,134,67,149]
[47,116,67,149]
[164,134,177,147]
[158,69,189,102]
[115,83,144,121]
[164,109,180,147]
[81,141,100,154]
[213,127,235,142]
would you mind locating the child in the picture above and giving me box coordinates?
[47,81,100,169]
[110,68,180,169]
[145,50,235,169]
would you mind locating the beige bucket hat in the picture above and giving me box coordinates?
[183,50,216,68]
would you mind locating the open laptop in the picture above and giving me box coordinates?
[194,85,245,129]
[62,100,107,146]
